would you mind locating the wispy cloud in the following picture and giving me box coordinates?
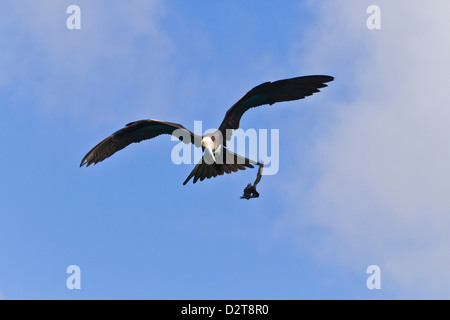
[0,0,175,124]
[277,0,450,298]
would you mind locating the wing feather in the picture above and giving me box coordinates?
[80,119,201,167]
[218,75,334,139]
[183,148,256,185]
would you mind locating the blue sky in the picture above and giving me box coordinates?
[1,0,450,299]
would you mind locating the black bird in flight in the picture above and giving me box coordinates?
[80,75,334,184]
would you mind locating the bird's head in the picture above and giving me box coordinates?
[201,136,214,149]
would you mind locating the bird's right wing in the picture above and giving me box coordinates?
[80,119,201,167]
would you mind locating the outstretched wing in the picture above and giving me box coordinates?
[80,119,201,167]
[218,75,334,139]
[183,148,257,185]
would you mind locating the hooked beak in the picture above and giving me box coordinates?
[205,145,216,162]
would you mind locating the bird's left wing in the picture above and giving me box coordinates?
[218,75,334,140]
[80,119,201,167]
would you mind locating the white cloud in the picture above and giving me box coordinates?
[277,0,450,298]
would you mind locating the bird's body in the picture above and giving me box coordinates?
[80,75,334,185]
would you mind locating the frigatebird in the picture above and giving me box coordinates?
[80,75,334,185]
